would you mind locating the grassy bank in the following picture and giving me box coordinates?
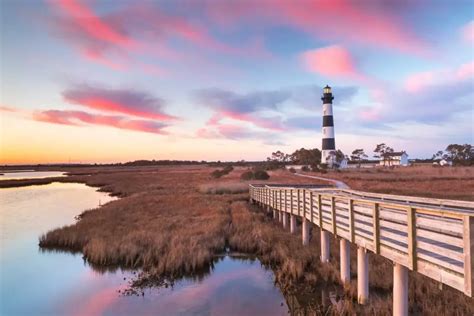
[5,164,471,314]
[303,165,474,201]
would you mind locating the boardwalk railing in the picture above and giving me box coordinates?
[249,184,474,304]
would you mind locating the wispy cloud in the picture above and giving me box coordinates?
[195,88,289,131]
[194,85,359,140]
[62,84,176,120]
[358,60,474,124]
[461,20,474,43]
[46,0,269,72]
[33,110,168,134]
[204,0,428,55]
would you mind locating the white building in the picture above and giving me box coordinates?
[339,158,348,169]
[379,152,409,167]
[440,159,453,166]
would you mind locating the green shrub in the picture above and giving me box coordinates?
[289,167,296,173]
[301,165,310,172]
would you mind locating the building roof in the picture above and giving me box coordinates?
[385,151,407,157]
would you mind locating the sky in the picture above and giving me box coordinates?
[0,0,473,164]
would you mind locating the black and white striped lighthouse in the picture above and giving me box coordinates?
[321,85,335,165]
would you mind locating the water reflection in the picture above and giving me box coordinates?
[0,171,65,180]
[0,183,116,316]
[0,182,289,316]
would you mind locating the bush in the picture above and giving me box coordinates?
[301,165,310,172]
[310,164,320,172]
[253,170,270,180]
[289,168,296,173]
[222,165,234,173]
[240,171,254,180]
[210,165,234,178]
[211,170,225,178]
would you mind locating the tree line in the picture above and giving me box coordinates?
[265,143,473,169]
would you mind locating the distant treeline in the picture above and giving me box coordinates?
[0,160,268,169]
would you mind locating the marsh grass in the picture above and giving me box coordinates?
[20,164,473,314]
[303,165,474,201]
[198,182,248,194]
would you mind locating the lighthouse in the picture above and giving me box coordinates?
[321,85,335,166]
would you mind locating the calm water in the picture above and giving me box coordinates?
[0,181,288,316]
[0,171,66,180]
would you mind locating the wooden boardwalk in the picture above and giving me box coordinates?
[249,184,474,303]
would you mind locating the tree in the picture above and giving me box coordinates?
[326,149,346,169]
[351,149,368,168]
[266,150,290,170]
[290,148,322,165]
[433,144,473,165]
[374,143,394,166]
[432,150,444,161]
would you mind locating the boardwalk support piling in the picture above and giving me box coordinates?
[340,238,350,285]
[302,218,310,245]
[358,247,369,304]
[290,215,297,234]
[393,263,408,316]
[321,230,330,263]
[282,212,288,229]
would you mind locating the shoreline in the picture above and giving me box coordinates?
[7,165,474,314]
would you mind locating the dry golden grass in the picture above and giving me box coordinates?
[306,164,474,201]
[3,164,471,314]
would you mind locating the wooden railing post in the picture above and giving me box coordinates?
[297,189,301,217]
[464,215,474,297]
[279,190,282,211]
[290,189,293,215]
[331,196,336,235]
[373,203,380,254]
[318,194,323,228]
[310,191,314,224]
[303,189,306,220]
[349,198,355,243]
[407,207,417,271]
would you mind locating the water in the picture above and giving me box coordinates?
[0,181,288,315]
[0,171,66,180]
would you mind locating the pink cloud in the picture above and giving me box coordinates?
[357,106,382,122]
[0,105,18,112]
[301,45,365,80]
[47,0,269,72]
[33,110,169,134]
[52,0,137,50]
[462,20,474,42]
[219,111,284,131]
[62,84,176,121]
[404,71,436,92]
[205,0,427,55]
[81,49,126,71]
[456,61,474,80]
[404,61,474,92]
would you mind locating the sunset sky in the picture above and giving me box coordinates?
[1,0,473,164]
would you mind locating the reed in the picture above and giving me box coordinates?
[27,164,474,314]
